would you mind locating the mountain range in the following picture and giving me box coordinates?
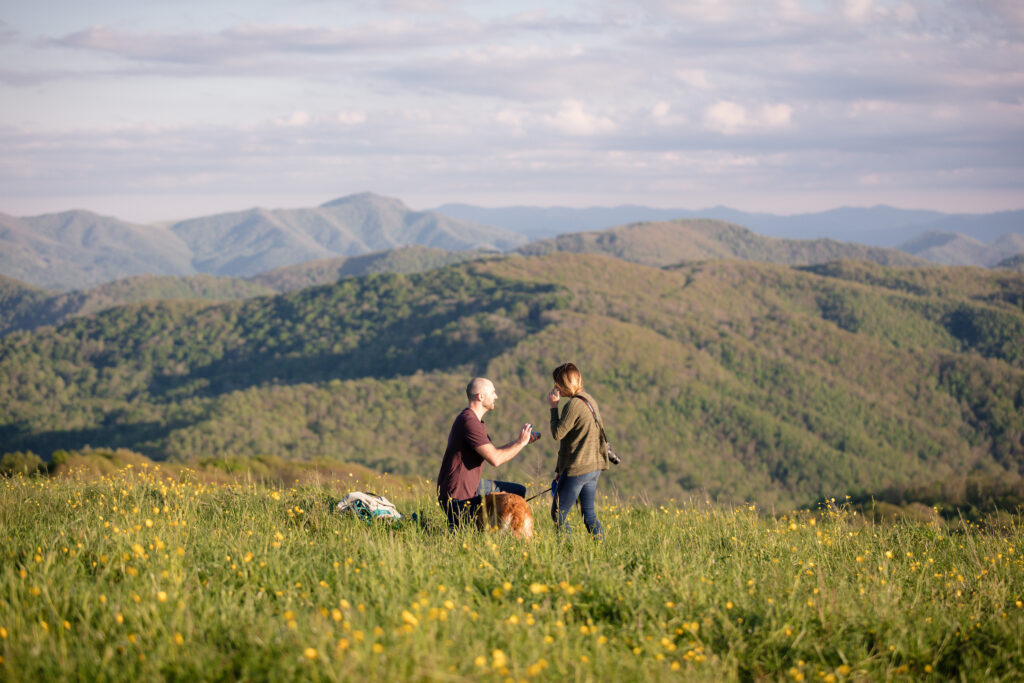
[1,193,1022,291]
[0,218,932,336]
[436,202,1024,252]
[0,193,524,290]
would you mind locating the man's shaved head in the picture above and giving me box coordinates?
[466,377,493,401]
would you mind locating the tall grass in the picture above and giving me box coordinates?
[1,466,1022,681]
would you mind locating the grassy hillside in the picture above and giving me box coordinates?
[1,254,1022,509]
[2,468,1023,681]
[517,219,928,267]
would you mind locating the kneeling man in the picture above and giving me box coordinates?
[437,377,537,529]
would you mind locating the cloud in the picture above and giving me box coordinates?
[843,0,877,22]
[47,12,600,69]
[543,100,616,136]
[704,102,746,134]
[0,68,70,87]
[646,101,690,128]
[675,69,711,90]
[0,20,18,43]
[51,21,474,65]
[704,101,793,134]
[1,107,1020,221]
[495,108,527,135]
[2,2,1023,216]
[761,104,794,127]
[337,111,367,125]
[55,26,228,64]
[846,100,887,118]
[643,0,739,23]
[981,0,1024,29]
[275,111,311,127]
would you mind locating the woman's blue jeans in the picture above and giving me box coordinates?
[551,470,603,538]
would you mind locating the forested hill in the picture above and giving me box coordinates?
[517,219,927,267]
[998,254,1024,271]
[249,245,498,293]
[0,273,275,336]
[0,275,55,336]
[0,246,499,336]
[1,254,1022,509]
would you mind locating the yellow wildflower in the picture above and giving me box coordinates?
[527,658,549,676]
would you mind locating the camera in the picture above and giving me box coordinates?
[607,445,621,465]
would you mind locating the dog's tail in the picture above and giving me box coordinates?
[517,514,534,540]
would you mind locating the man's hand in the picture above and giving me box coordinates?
[546,386,561,408]
[477,424,535,466]
[519,423,534,445]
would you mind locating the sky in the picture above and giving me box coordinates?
[1,0,1023,223]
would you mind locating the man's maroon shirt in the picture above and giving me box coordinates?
[437,408,492,502]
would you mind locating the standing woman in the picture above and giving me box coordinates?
[547,362,608,538]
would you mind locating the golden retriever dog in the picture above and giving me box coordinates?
[476,493,534,540]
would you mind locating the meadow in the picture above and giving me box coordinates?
[2,465,1023,681]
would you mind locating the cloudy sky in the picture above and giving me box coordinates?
[2,0,1023,222]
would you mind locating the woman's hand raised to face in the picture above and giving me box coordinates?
[546,386,561,408]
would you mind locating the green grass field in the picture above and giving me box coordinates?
[2,466,1023,681]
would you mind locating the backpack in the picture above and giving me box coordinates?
[335,491,403,522]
